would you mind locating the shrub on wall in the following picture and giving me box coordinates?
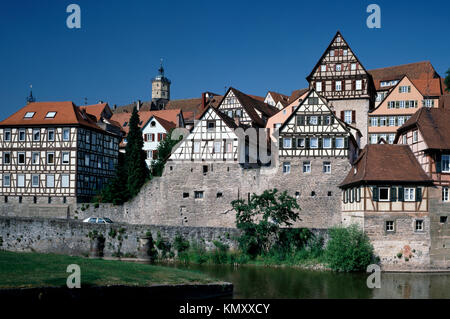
[324,224,374,272]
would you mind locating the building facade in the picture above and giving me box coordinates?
[0,102,120,204]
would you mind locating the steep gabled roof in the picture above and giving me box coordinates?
[339,144,432,188]
[368,61,440,91]
[224,87,278,127]
[0,101,104,132]
[288,88,309,103]
[79,103,111,121]
[267,91,289,105]
[396,107,450,150]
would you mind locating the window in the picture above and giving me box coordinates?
[62,152,70,164]
[351,63,356,71]
[226,142,233,153]
[17,174,25,187]
[47,152,54,164]
[321,64,326,72]
[355,80,362,90]
[3,174,10,187]
[316,81,322,92]
[344,111,352,124]
[32,175,39,187]
[194,191,204,199]
[32,152,39,164]
[283,162,291,174]
[24,112,35,118]
[415,220,424,232]
[335,64,342,71]
[440,216,448,224]
[203,165,208,174]
[216,192,223,198]
[330,50,334,57]
[62,174,69,188]
[323,161,331,173]
[310,137,318,149]
[48,129,55,141]
[370,117,378,127]
[442,155,450,172]
[399,86,410,93]
[379,117,386,126]
[388,134,395,144]
[4,129,11,141]
[413,131,418,143]
[327,191,332,196]
[183,192,189,198]
[150,121,156,127]
[46,175,55,188]
[323,115,332,125]
[370,135,377,144]
[323,137,331,149]
[335,81,342,91]
[335,137,345,149]
[19,129,25,141]
[398,116,405,126]
[283,138,292,149]
[297,138,305,148]
[379,187,390,201]
[402,135,407,144]
[33,129,40,141]
[343,49,348,56]
[423,99,434,107]
[389,117,395,127]
[309,116,318,125]
[3,152,10,164]
[207,121,215,131]
[303,161,311,173]
[193,141,200,153]
[214,141,221,153]
[18,152,25,164]
[385,221,395,232]
[236,109,242,117]
[63,128,70,141]
[443,187,449,202]
[45,111,57,118]
[404,188,415,201]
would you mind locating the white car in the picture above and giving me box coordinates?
[82,217,114,224]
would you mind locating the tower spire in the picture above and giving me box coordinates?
[26,84,36,104]
[158,58,164,76]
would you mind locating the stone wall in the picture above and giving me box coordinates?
[332,99,370,147]
[0,216,240,257]
[428,187,450,269]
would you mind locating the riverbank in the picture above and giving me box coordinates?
[0,251,229,291]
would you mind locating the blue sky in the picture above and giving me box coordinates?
[0,0,449,120]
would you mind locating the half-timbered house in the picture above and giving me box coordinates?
[217,87,278,127]
[0,101,120,205]
[306,31,376,146]
[339,144,433,269]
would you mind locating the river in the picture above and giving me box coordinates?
[165,263,450,299]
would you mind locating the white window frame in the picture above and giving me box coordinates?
[24,112,35,118]
[370,135,378,144]
[48,129,55,141]
[46,175,55,188]
[19,129,26,141]
[193,141,200,153]
[310,137,318,149]
[213,141,221,153]
[309,116,318,125]
[45,111,57,118]
[3,152,11,164]
[32,175,39,188]
[17,174,25,188]
[413,131,418,143]
[18,152,25,165]
[335,81,342,91]
[3,174,10,187]
[385,221,395,232]
[47,152,55,164]
[283,162,291,174]
[344,110,352,124]
[297,138,305,148]
[378,187,390,202]
[63,128,70,141]
[335,137,345,149]
[303,161,311,174]
[62,152,70,164]
[33,129,40,141]
[32,152,39,165]
[316,81,322,92]
[61,174,70,188]
[4,129,11,141]
[415,220,424,232]
[283,138,292,149]
[323,137,332,149]
[370,117,378,127]
[321,65,326,72]
[323,161,331,173]
[442,155,450,173]
[355,80,362,90]
[443,187,449,202]
[351,63,356,71]
[336,64,342,72]
[404,187,415,201]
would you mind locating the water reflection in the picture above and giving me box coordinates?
[163,263,450,299]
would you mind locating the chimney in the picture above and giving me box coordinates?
[137,100,141,111]
[201,92,206,110]
[113,104,117,110]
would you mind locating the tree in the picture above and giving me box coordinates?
[150,129,182,177]
[100,152,129,205]
[445,68,450,93]
[125,107,149,197]
[324,224,374,272]
[231,189,300,256]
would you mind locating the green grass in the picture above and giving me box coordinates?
[0,250,216,288]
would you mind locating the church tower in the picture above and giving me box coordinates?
[151,59,171,110]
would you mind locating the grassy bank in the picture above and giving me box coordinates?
[0,250,215,288]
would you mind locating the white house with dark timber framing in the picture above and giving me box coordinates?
[0,101,120,204]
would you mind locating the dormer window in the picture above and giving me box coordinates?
[45,111,57,118]
[24,112,35,119]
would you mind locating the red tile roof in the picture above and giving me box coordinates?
[288,88,309,103]
[268,91,289,105]
[79,103,111,121]
[340,144,432,187]
[396,107,450,150]
[0,101,103,132]
[368,61,441,91]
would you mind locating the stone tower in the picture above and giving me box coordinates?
[151,59,171,110]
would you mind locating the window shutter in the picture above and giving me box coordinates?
[331,137,336,148]
[390,187,397,201]
[343,190,348,204]
[292,138,296,149]
[362,79,366,90]
[318,116,322,125]
[436,157,442,173]
[305,137,310,149]
[163,133,166,140]
[144,134,148,142]
[344,137,349,148]
[352,80,355,91]
[398,187,404,201]
[416,187,422,202]
[399,86,402,93]
[300,115,305,125]
[340,111,344,121]
[332,81,336,91]
[330,115,335,124]
[279,138,283,149]
[372,187,378,202]
[318,138,323,148]
[408,86,411,93]
[151,133,155,141]
[352,111,356,123]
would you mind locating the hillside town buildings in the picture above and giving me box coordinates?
[1,30,449,269]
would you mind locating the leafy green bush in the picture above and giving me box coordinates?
[324,224,374,272]
[173,233,190,254]
[155,231,172,258]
